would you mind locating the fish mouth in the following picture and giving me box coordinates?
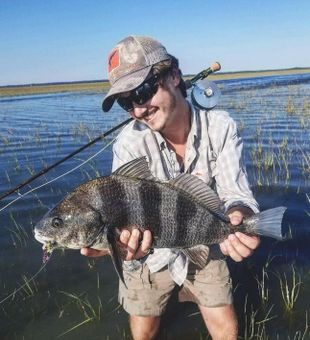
[34,230,57,247]
[34,230,80,250]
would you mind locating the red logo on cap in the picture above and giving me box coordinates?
[108,48,120,73]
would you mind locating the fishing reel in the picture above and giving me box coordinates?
[191,79,221,110]
[185,62,221,110]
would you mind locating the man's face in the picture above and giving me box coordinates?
[129,72,181,133]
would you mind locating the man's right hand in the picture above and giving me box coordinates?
[80,229,153,261]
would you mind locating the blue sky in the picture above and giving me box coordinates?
[0,0,309,86]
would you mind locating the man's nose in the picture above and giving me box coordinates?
[131,104,149,119]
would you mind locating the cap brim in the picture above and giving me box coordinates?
[102,66,152,112]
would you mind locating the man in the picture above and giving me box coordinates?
[81,36,260,340]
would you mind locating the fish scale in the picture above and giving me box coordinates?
[102,176,231,247]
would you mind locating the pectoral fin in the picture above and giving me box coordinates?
[181,245,210,268]
[107,230,127,288]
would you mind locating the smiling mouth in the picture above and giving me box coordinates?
[143,109,157,122]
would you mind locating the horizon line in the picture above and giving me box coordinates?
[1,66,309,89]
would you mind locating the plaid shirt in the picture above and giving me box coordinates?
[112,103,259,285]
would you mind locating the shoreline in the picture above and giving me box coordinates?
[1,67,309,98]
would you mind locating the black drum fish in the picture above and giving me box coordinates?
[34,157,287,284]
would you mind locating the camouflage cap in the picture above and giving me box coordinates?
[102,36,171,112]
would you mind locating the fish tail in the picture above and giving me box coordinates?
[243,207,287,240]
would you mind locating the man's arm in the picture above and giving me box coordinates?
[209,112,260,261]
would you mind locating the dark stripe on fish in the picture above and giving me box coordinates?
[99,177,130,226]
[138,180,162,238]
[176,192,197,245]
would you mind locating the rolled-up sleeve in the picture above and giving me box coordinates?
[209,111,259,213]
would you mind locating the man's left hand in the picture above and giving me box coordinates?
[219,208,260,262]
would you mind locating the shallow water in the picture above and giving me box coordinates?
[0,74,309,339]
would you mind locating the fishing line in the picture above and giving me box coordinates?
[0,253,53,305]
[0,117,133,201]
[0,129,120,304]
[0,63,222,208]
[0,63,221,203]
[0,136,116,212]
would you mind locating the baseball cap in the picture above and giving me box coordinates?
[102,36,171,112]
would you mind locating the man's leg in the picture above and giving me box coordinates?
[119,263,175,340]
[199,304,238,340]
[129,315,161,340]
[179,259,236,339]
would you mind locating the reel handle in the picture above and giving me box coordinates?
[185,62,221,89]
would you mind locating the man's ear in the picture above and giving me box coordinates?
[170,68,181,87]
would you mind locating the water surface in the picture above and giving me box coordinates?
[0,74,309,339]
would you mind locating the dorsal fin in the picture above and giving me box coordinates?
[112,157,156,180]
[169,174,228,220]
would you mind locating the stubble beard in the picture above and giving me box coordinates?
[147,92,177,133]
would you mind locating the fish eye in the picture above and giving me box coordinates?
[52,218,63,228]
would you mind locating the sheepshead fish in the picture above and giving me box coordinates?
[34,157,286,284]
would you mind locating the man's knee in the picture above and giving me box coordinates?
[199,304,238,340]
[129,315,161,340]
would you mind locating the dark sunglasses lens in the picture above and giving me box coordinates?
[117,97,133,112]
[132,83,156,105]
[117,74,159,111]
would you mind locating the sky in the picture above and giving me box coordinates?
[0,0,309,86]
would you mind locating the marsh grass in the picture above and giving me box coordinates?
[286,97,296,115]
[294,312,309,340]
[4,170,11,184]
[255,265,270,306]
[0,133,9,145]
[7,211,29,247]
[300,150,310,179]
[19,274,39,299]
[277,265,302,313]
[0,73,309,339]
[57,290,103,337]
[250,137,293,187]
[241,298,276,340]
[236,262,310,339]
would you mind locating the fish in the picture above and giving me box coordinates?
[34,157,287,285]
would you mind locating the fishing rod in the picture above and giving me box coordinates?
[184,62,221,89]
[0,137,116,212]
[0,62,221,202]
[0,117,133,201]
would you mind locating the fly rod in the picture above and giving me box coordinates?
[0,117,133,201]
[184,62,221,89]
[0,62,221,202]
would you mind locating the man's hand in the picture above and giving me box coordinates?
[80,229,153,261]
[219,208,260,262]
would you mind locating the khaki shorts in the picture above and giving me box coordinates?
[118,259,233,316]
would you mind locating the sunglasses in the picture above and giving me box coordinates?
[117,73,160,112]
